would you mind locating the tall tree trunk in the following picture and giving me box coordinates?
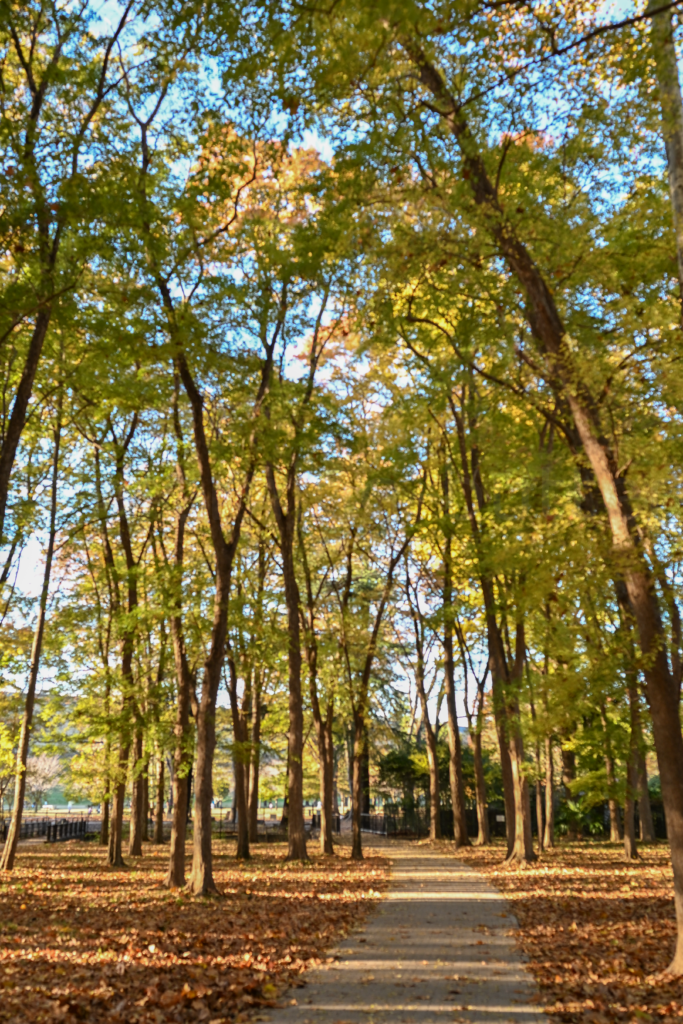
[544,735,555,849]
[535,772,544,854]
[561,747,579,841]
[418,685,441,841]
[601,703,623,843]
[175,350,262,894]
[166,627,193,883]
[410,592,441,840]
[266,464,307,862]
[320,707,335,854]
[450,406,517,854]
[440,459,470,847]
[107,416,141,869]
[624,690,639,861]
[154,756,164,845]
[248,673,261,845]
[0,308,52,545]
[142,768,149,842]
[503,624,535,863]
[227,654,250,861]
[0,412,60,872]
[100,797,110,848]
[298,516,335,855]
[472,731,489,845]
[638,751,656,841]
[108,734,130,868]
[128,728,144,856]
[351,709,365,861]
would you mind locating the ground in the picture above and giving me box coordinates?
[3,835,682,1024]
[0,839,388,1024]
[457,840,683,1024]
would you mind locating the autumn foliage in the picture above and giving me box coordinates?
[0,841,387,1024]
[458,842,683,1024]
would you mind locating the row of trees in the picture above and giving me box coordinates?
[2,0,683,972]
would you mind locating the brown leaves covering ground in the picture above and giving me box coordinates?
[457,840,682,1024]
[0,839,388,1024]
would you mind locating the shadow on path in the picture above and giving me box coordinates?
[262,842,546,1024]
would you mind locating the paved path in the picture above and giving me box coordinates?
[263,843,545,1024]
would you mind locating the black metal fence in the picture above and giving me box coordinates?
[360,807,506,840]
[46,818,88,843]
[309,812,341,834]
[0,816,93,844]
[0,816,51,842]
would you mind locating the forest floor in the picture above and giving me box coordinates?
[456,839,682,1024]
[0,838,388,1024]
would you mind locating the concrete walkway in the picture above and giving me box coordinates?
[262,843,545,1024]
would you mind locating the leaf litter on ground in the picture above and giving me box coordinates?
[0,840,388,1024]
[456,840,683,1024]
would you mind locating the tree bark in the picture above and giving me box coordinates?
[154,756,165,845]
[298,514,335,854]
[351,709,365,860]
[227,653,250,860]
[128,728,144,856]
[407,565,442,841]
[266,465,307,862]
[248,672,262,845]
[601,703,623,843]
[544,735,555,849]
[0,309,52,546]
[0,412,60,872]
[175,351,262,894]
[624,685,640,861]
[440,457,470,847]
[561,747,579,841]
[320,707,335,854]
[100,798,110,847]
[472,731,489,845]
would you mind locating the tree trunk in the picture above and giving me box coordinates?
[623,683,640,860]
[638,749,655,842]
[100,798,110,847]
[227,654,250,860]
[544,735,555,849]
[504,624,535,864]
[351,710,364,860]
[439,464,470,847]
[413,645,441,841]
[185,675,220,893]
[266,464,307,862]
[0,308,52,545]
[561,747,579,841]
[424,718,441,840]
[320,707,335,854]
[0,413,60,872]
[601,703,623,843]
[248,675,261,845]
[142,768,149,842]
[472,730,490,845]
[535,775,544,854]
[166,773,188,888]
[506,723,536,862]
[128,728,144,856]
[154,757,164,845]
[108,738,130,868]
[176,348,260,895]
